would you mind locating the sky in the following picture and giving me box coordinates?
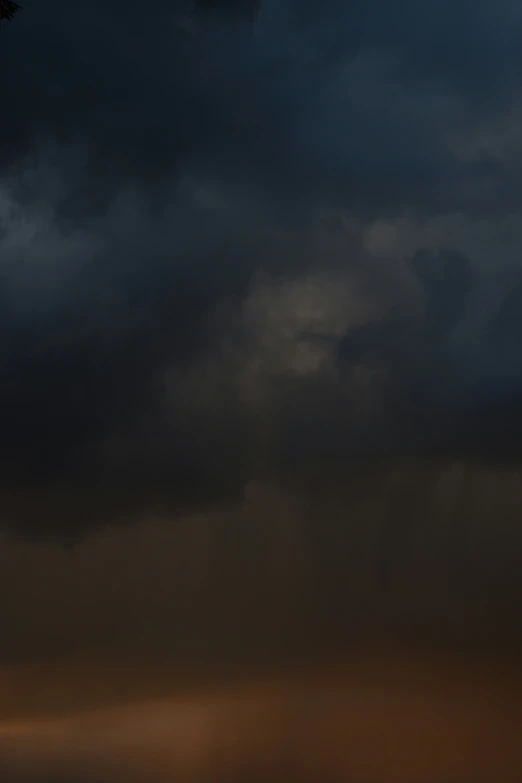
[2,0,522,780]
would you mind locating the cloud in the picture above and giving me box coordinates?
[2,0,522,542]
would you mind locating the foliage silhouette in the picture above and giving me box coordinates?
[0,0,21,21]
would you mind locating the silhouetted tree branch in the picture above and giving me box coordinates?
[0,0,21,21]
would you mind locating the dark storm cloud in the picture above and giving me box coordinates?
[0,0,508,212]
[2,0,522,538]
[292,248,480,460]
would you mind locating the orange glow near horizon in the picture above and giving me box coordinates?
[1,660,522,782]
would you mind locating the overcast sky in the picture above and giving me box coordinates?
[2,1,522,779]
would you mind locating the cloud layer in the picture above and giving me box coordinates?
[3,6,522,741]
[1,0,522,539]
